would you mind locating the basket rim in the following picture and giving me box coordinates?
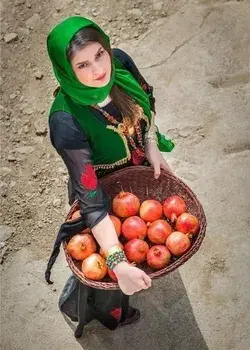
[63,166,207,290]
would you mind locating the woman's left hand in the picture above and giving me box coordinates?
[145,142,173,179]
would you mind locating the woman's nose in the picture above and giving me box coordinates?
[92,62,103,76]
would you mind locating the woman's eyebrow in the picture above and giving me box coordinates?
[95,47,103,57]
[76,59,88,66]
[76,47,103,66]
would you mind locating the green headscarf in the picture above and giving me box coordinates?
[47,16,174,154]
[47,16,151,117]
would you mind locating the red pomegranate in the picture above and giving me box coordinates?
[124,239,149,263]
[163,195,187,223]
[121,216,147,240]
[71,210,81,220]
[108,268,118,282]
[166,231,191,256]
[113,192,140,218]
[147,245,171,269]
[147,220,172,244]
[110,215,122,237]
[99,242,124,259]
[67,233,96,260]
[82,253,108,280]
[81,228,91,234]
[176,213,200,235]
[139,200,163,222]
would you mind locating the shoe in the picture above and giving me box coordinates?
[74,323,84,338]
[119,307,140,326]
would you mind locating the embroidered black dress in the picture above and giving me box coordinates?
[47,49,155,336]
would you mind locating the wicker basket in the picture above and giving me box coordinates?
[63,166,207,290]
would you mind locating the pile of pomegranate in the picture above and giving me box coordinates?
[67,193,200,281]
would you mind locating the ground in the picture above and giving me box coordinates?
[0,0,250,349]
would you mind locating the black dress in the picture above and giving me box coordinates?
[47,48,156,336]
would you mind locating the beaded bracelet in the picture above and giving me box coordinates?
[106,244,123,257]
[145,134,158,146]
[145,137,159,146]
[106,250,128,270]
[145,126,158,143]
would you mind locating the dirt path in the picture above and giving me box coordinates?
[1,1,250,349]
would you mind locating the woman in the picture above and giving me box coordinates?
[45,16,174,338]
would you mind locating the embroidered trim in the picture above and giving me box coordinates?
[86,190,98,199]
[93,125,131,170]
[110,307,122,321]
[80,164,98,190]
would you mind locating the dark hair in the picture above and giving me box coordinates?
[66,27,142,127]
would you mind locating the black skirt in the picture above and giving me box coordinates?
[59,274,129,331]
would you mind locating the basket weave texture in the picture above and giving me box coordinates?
[63,166,207,290]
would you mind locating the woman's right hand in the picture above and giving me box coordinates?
[113,261,152,295]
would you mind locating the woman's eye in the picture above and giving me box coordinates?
[97,50,104,58]
[78,63,88,69]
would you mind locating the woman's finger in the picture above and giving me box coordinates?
[123,289,134,296]
[160,160,172,173]
[153,162,161,179]
[137,279,148,290]
[142,272,152,288]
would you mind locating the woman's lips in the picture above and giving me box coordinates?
[95,72,106,81]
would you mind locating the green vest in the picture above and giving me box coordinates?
[49,60,174,170]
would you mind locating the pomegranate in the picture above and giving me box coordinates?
[147,245,171,269]
[113,192,140,218]
[99,242,124,259]
[110,215,122,237]
[176,213,200,235]
[108,268,118,282]
[82,253,108,280]
[147,220,172,244]
[139,200,163,222]
[166,231,191,256]
[67,233,96,260]
[99,248,106,259]
[81,227,91,234]
[163,195,187,223]
[124,239,149,263]
[71,210,81,220]
[121,216,147,240]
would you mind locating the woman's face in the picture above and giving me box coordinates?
[70,42,112,88]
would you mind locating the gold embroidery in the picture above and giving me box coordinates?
[93,125,131,171]
[93,113,150,171]
[93,158,129,170]
[117,123,126,134]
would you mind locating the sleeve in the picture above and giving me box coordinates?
[49,111,109,229]
[113,48,156,112]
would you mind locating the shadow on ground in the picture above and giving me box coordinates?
[62,270,208,350]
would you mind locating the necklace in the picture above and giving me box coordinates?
[92,105,145,165]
